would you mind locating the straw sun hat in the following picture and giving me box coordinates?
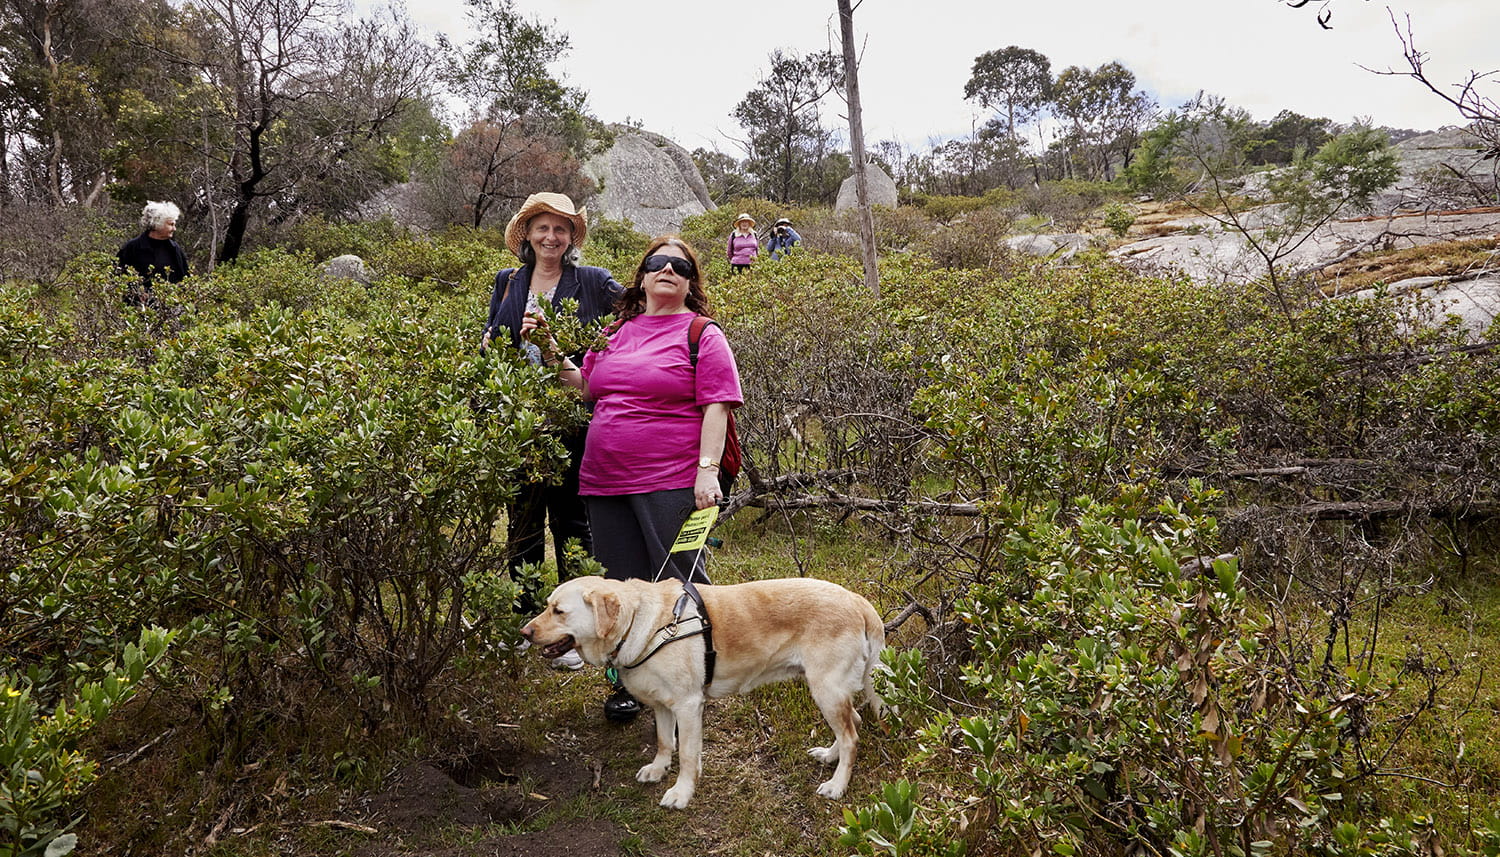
[505,192,589,257]
[734,213,756,229]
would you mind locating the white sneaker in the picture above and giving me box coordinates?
[549,649,585,671]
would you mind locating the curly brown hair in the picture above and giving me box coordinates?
[613,236,713,322]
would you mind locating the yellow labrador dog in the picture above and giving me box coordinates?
[521,576,885,808]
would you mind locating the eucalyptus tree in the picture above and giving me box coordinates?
[1050,61,1155,181]
[143,0,439,263]
[732,48,844,204]
[433,0,599,229]
[0,0,187,206]
[692,147,754,203]
[964,46,1051,148]
[1246,110,1334,166]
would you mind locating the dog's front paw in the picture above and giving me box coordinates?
[659,783,694,809]
[808,744,837,764]
[816,778,847,800]
[636,761,669,783]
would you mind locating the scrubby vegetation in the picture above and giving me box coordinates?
[3,209,1499,856]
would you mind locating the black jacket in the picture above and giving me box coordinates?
[116,231,189,288]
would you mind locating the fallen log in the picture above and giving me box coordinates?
[1235,500,1500,521]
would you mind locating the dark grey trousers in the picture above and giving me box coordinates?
[584,489,710,584]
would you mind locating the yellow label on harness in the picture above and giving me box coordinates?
[671,506,719,552]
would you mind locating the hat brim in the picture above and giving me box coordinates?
[505,194,589,258]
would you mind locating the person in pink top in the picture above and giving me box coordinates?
[725,213,759,274]
[530,236,743,722]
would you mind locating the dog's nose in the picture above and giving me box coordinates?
[519,623,534,641]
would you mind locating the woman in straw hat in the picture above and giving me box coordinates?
[482,192,623,656]
[726,212,759,274]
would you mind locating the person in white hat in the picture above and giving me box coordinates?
[481,192,623,666]
[726,213,759,274]
[767,217,801,261]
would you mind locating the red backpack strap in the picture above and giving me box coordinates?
[687,316,741,482]
[688,315,717,367]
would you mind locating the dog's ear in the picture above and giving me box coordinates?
[586,590,624,642]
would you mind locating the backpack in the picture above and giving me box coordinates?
[688,316,744,496]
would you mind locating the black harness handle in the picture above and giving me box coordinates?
[616,588,716,686]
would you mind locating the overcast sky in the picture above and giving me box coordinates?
[393,0,1499,154]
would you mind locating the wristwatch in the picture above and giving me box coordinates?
[698,457,719,470]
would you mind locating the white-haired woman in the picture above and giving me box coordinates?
[115,200,188,306]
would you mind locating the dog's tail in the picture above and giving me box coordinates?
[860,602,886,718]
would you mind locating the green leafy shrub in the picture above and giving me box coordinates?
[870,492,1464,856]
[1,628,174,857]
[839,780,964,857]
[286,215,409,262]
[916,207,1019,269]
[362,227,509,291]
[583,215,651,276]
[1017,180,1110,229]
[3,249,579,757]
[1102,203,1136,237]
[911,193,990,224]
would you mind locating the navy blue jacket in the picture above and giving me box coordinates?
[483,264,623,355]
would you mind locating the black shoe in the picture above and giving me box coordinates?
[604,686,641,724]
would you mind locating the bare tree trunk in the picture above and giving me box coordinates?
[218,123,268,264]
[0,121,11,204]
[837,0,879,298]
[202,115,221,272]
[41,8,65,205]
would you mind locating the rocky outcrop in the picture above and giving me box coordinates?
[321,254,372,284]
[835,164,899,211]
[1112,208,1500,285]
[1003,232,1095,259]
[1100,128,1500,337]
[583,128,715,237]
[1346,272,1500,338]
[1373,127,1499,213]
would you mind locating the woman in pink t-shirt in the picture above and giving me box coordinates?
[532,236,742,721]
[541,235,741,577]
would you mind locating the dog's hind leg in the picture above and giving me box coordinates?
[637,704,676,785]
[806,677,860,799]
[659,699,704,809]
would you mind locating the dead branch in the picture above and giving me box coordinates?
[235,819,379,836]
[1333,339,1499,366]
[1238,500,1500,522]
[1294,225,1395,282]
[884,600,935,635]
[745,492,982,516]
[1174,457,1466,480]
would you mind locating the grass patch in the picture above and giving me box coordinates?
[1317,237,1500,294]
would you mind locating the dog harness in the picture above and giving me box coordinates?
[609,582,717,686]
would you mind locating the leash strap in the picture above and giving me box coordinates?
[642,507,719,686]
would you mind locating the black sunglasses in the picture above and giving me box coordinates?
[641,254,696,278]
